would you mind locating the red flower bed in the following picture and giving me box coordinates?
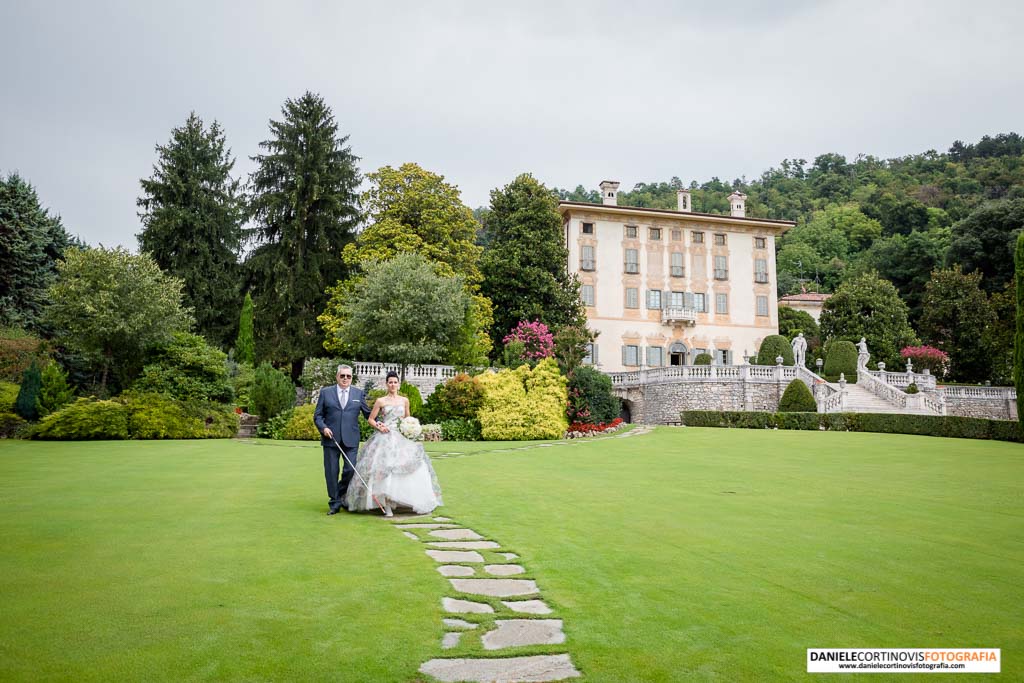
[567,417,623,434]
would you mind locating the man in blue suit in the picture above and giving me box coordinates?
[313,364,372,515]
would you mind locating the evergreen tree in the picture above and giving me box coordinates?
[245,92,361,376]
[0,173,73,330]
[14,360,42,421]
[137,113,243,347]
[36,360,74,417]
[235,292,255,366]
[480,174,585,354]
[1015,232,1024,425]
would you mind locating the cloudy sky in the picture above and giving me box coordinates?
[2,0,1022,248]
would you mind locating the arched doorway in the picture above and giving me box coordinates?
[669,342,688,366]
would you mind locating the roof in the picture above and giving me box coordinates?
[558,200,795,228]
[779,292,832,303]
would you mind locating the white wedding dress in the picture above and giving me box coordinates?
[346,405,443,515]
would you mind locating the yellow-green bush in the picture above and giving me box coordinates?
[0,381,19,412]
[477,359,568,440]
[282,404,320,440]
[30,398,130,440]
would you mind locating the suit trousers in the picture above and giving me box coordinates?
[323,441,359,510]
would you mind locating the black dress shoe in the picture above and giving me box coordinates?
[327,508,340,515]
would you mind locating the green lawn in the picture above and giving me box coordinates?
[1,429,1021,681]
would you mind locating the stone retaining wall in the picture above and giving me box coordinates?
[943,396,1017,421]
[618,380,787,424]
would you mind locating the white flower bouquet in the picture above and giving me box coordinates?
[399,416,423,441]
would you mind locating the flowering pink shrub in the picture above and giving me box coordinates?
[900,345,949,378]
[503,320,554,360]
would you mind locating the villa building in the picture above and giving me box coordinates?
[779,290,831,322]
[561,181,795,372]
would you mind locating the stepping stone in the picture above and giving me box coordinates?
[429,528,483,541]
[500,552,519,561]
[485,564,525,576]
[419,654,581,682]
[437,565,475,577]
[501,599,552,615]
[428,541,500,550]
[395,523,458,529]
[426,550,485,563]
[441,632,462,649]
[449,578,539,597]
[433,516,452,522]
[482,619,566,650]
[443,618,478,630]
[442,597,494,614]
[402,531,418,541]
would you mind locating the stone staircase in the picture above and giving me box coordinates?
[236,413,259,438]
[838,382,936,415]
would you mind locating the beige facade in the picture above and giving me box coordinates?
[561,188,793,372]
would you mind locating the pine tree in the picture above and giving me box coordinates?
[14,360,42,421]
[0,173,72,330]
[137,113,243,347]
[480,174,585,354]
[245,92,361,376]
[235,292,255,366]
[36,360,74,416]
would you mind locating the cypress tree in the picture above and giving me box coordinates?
[14,360,42,421]
[235,292,255,366]
[137,113,243,347]
[246,92,361,377]
[1014,232,1024,425]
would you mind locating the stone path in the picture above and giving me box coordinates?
[390,515,582,682]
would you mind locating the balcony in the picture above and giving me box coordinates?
[662,307,697,325]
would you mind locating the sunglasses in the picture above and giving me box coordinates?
[338,374,352,379]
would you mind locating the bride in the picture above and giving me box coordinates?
[346,371,443,517]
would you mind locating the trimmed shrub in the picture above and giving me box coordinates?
[121,392,205,439]
[756,335,794,366]
[134,332,233,404]
[823,340,858,381]
[250,362,295,419]
[30,398,130,440]
[693,353,713,366]
[778,380,817,412]
[1,412,27,438]
[0,381,19,412]
[441,417,482,441]
[14,361,42,421]
[477,365,533,440]
[524,358,569,439]
[36,361,74,417]
[282,404,320,440]
[423,373,483,423]
[679,410,1023,443]
[567,366,619,425]
[906,383,920,394]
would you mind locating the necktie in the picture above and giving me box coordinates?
[340,389,348,408]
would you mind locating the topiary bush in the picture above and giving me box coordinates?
[523,359,569,439]
[477,365,533,440]
[778,380,817,412]
[282,404,320,440]
[567,366,619,425]
[250,362,295,419]
[134,332,233,403]
[906,382,920,394]
[823,340,859,381]
[441,417,482,441]
[693,353,713,366]
[423,373,484,423]
[30,398,130,440]
[36,361,74,417]
[756,335,794,366]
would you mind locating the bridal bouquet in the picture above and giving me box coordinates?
[399,416,423,441]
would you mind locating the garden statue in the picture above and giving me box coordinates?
[791,333,807,367]
[856,337,870,371]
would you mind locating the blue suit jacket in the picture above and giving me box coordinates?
[313,385,371,449]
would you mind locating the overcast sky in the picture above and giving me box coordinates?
[2,0,1022,248]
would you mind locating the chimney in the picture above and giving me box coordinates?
[599,180,620,206]
[677,188,691,212]
[728,190,747,218]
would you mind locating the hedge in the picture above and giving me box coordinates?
[679,410,1023,443]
